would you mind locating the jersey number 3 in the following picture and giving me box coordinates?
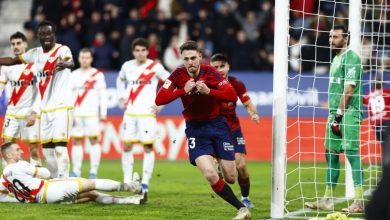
[188,137,196,149]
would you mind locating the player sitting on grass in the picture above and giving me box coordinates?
[0,142,145,204]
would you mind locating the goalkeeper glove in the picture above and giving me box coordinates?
[331,114,343,137]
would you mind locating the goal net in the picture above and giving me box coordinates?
[272,0,388,218]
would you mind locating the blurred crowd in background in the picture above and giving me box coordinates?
[24,0,274,71]
[22,0,390,73]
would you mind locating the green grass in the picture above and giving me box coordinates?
[0,160,372,219]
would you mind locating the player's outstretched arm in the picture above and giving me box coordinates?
[35,167,51,179]
[0,57,22,66]
[243,100,259,124]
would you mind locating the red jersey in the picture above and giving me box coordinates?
[155,64,237,121]
[363,88,390,125]
[221,76,251,131]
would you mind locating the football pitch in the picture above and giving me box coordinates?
[0,160,369,219]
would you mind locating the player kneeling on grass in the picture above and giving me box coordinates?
[0,142,145,204]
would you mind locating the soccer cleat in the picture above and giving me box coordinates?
[133,172,140,182]
[242,198,254,208]
[341,200,364,213]
[233,207,251,220]
[89,173,97,179]
[305,198,334,211]
[69,172,79,177]
[140,192,147,204]
[125,181,142,194]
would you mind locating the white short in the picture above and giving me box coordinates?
[40,108,73,144]
[71,117,100,138]
[1,115,39,143]
[38,178,81,203]
[121,114,157,144]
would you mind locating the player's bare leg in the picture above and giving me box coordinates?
[42,142,58,178]
[89,137,101,178]
[235,153,253,208]
[55,141,70,178]
[122,142,134,185]
[219,158,237,184]
[71,137,84,177]
[141,143,154,193]
[196,155,250,219]
[28,142,41,166]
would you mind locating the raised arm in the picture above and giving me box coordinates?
[0,57,22,66]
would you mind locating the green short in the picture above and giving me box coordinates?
[324,111,362,152]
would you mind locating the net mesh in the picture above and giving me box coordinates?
[284,0,388,218]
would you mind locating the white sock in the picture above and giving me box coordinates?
[121,151,134,184]
[30,158,42,167]
[55,147,70,178]
[42,148,58,178]
[142,151,155,185]
[95,179,121,191]
[71,145,83,176]
[89,144,101,175]
[95,192,140,204]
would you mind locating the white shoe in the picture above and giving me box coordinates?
[305,198,334,211]
[233,207,251,220]
[341,200,364,213]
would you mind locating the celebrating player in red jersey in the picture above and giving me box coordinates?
[210,53,259,209]
[156,41,251,220]
[363,78,390,142]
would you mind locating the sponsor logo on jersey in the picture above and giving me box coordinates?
[223,142,234,151]
[163,79,172,89]
[236,137,245,145]
[128,79,152,85]
[9,78,36,87]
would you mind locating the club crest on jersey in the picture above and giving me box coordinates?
[163,79,172,89]
[23,69,31,75]
[47,56,56,63]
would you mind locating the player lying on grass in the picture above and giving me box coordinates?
[0,142,145,204]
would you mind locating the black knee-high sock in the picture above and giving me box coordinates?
[238,177,250,197]
[211,178,244,209]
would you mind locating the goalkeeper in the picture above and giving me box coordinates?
[305,25,364,213]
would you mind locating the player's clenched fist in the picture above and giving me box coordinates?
[184,78,196,93]
[195,81,210,95]
[330,114,343,137]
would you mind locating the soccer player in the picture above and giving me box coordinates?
[155,41,251,220]
[0,32,41,167]
[0,142,144,204]
[210,53,259,208]
[116,38,170,193]
[305,25,364,213]
[70,48,107,179]
[362,75,390,144]
[0,20,75,178]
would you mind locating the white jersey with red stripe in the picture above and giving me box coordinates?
[71,68,107,118]
[0,64,40,117]
[1,161,44,203]
[116,59,170,115]
[19,43,74,112]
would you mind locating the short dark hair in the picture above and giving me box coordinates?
[1,141,16,158]
[131,38,149,50]
[210,53,228,63]
[179,41,200,54]
[37,20,57,32]
[10,32,27,42]
[79,47,94,56]
[332,24,349,36]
